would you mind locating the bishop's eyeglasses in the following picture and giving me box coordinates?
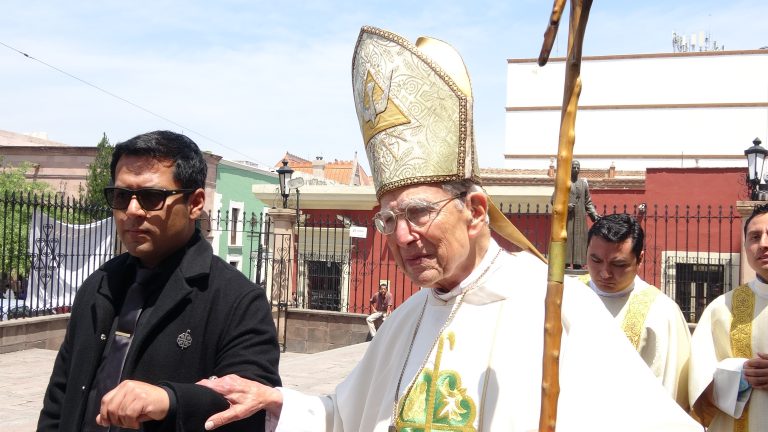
[103,187,194,211]
[373,192,467,235]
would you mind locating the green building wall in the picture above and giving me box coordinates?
[212,162,278,282]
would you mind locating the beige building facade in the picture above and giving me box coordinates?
[505,49,768,172]
[1,130,94,198]
[0,129,221,219]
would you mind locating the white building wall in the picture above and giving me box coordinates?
[505,50,768,170]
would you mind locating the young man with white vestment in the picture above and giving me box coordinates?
[689,203,768,431]
[197,26,703,432]
[584,213,691,409]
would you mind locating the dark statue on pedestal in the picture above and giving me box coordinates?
[553,160,600,269]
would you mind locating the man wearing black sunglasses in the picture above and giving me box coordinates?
[38,130,280,432]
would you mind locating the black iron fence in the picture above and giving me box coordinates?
[1,192,117,320]
[498,202,742,322]
[293,213,413,314]
[1,190,745,324]
[205,210,421,316]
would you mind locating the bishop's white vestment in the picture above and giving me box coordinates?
[589,276,692,408]
[689,279,768,432]
[274,240,702,431]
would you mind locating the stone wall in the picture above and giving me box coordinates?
[0,314,68,354]
[0,309,372,355]
[283,309,371,354]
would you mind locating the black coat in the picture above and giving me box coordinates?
[38,232,281,432]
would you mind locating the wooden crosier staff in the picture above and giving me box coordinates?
[537,1,593,432]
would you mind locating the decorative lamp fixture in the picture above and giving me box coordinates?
[744,137,767,200]
[276,159,294,208]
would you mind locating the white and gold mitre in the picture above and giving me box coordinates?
[352,26,546,262]
[352,26,480,198]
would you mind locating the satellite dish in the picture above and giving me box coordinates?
[288,177,305,189]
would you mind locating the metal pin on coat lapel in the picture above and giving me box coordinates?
[177,329,192,349]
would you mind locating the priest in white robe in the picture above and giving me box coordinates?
[583,213,691,409]
[198,26,702,432]
[689,203,768,432]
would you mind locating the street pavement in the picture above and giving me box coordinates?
[0,342,369,432]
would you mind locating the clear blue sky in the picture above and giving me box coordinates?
[2,1,766,171]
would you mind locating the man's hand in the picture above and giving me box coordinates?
[744,352,768,389]
[95,380,170,429]
[197,374,283,430]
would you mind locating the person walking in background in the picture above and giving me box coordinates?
[366,283,392,337]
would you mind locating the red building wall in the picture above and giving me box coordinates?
[299,207,420,312]
[297,167,747,312]
[591,167,745,288]
[592,167,746,211]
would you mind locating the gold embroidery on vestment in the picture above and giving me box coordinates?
[396,331,477,431]
[730,285,754,432]
[621,286,661,349]
[402,380,428,422]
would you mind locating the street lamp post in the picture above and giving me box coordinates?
[273,159,297,353]
[744,137,767,200]
[276,159,294,208]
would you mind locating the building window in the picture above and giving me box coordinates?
[226,254,242,272]
[295,225,353,312]
[228,201,244,247]
[306,260,341,311]
[230,208,239,245]
[674,263,725,323]
[661,251,737,323]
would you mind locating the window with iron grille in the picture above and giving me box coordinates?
[662,252,736,323]
[674,263,725,323]
[306,260,342,311]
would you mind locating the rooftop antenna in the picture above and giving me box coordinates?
[672,30,724,53]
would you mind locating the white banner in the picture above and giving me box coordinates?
[25,211,115,312]
[349,225,368,238]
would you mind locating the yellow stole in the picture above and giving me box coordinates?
[730,284,755,432]
[621,286,661,349]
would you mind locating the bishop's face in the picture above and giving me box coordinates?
[378,185,476,292]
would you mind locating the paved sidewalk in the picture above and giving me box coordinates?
[0,343,369,432]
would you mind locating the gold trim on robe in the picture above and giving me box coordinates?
[730,285,754,432]
[396,331,478,431]
[621,286,661,349]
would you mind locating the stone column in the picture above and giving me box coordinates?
[737,201,759,284]
[266,207,297,351]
